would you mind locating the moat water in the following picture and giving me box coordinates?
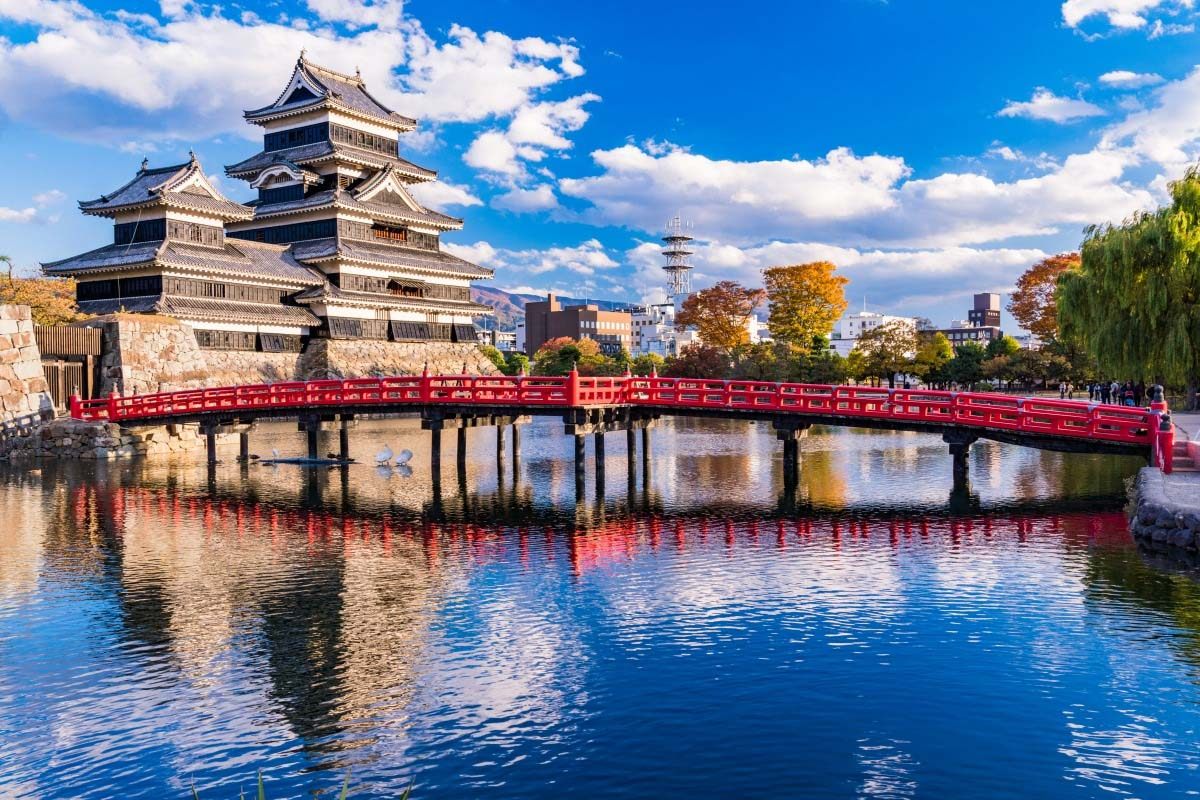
[2,417,1200,799]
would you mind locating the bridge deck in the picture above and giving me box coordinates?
[70,371,1168,461]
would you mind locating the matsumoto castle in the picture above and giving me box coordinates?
[46,54,492,352]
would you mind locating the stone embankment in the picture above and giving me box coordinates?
[1,418,233,460]
[1129,467,1200,550]
[0,304,54,435]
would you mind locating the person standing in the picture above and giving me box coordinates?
[1110,379,1120,404]
[1135,380,1146,407]
[1100,382,1110,404]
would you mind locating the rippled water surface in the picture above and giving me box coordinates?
[2,418,1200,799]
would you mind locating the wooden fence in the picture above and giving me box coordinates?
[34,325,103,412]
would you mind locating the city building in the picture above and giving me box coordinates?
[45,54,493,352]
[937,293,1003,345]
[523,293,633,356]
[631,299,678,357]
[828,310,918,357]
[477,329,518,351]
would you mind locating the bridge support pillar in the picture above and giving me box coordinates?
[595,431,606,493]
[205,426,218,466]
[430,427,442,475]
[943,431,978,486]
[497,424,507,470]
[457,427,468,482]
[238,429,250,462]
[627,427,637,489]
[511,423,521,480]
[338,415,354,461]
[574,434,587,496]
[774,423,810,491]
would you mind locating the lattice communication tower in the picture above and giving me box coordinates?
[662,215,694,301]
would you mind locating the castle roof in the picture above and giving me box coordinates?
[248,172,462,230]
[44,238,324,286]
[291,236,493,280]
[225,140,435,182]
[292,282,492,316]
[76,296,321,327]
[80,155,253,221]
[245,55,416,131]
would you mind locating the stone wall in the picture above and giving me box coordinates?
[1,417,235,460]
[1129,467,1200,550]
[87,314,498,394]
[297,338,500,378]
[0,304,53,435]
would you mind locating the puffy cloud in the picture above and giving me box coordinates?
[464,131,521,176]
[0,2,594,157]
[491,184,558,212]
[1101,64,1200,171]
[558,142,1150,249]
[445,238,618,278]
[0,189,65,224]
[304,0,405,30]
[998,88,1105,123]
[1061,0,1193,30]
[0,206,39,224]
[409,179,482,208]
[1099,70,1166,88]
[395,24,585,123]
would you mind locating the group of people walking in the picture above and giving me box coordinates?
[1071,380,1146,406]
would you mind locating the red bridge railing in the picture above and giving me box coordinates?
[69,369,1171,467]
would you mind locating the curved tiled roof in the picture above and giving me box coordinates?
[291,237,493,279]
[292,283,492,315]
[248,188,461,230]
[225,141,435,182]
[80,156,253,221]
[43,238,324,286]
[245,56,417,131]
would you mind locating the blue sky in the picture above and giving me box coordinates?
[2,0,1199,325]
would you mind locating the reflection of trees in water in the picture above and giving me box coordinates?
[1084,544,1200,674]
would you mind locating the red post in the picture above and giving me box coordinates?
[68,394,79,419]
[107,390,119,421]
[1150,384,1172,473]
[567,364,582,407]
[420,362,430,404]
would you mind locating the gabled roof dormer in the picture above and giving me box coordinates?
[352,164,429,212]
[249,161,322,189]
[245,53,417,132]
[79,153,253,222]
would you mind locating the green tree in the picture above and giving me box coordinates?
[480,345,507,373]
[982,355,1015,388]
[853,320,918,388]
[631,353,665,375]
[503,351,530,375]
[763,261,849,353]
[947,342,986,388]
[912,332,953,387]
[1059,166,1200,405]
[532,337,607,376]
[985,334,1021,359]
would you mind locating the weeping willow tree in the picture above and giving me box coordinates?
[1059,167,1200,406]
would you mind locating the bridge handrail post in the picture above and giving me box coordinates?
[107,390,119,421]
[567,364,581,407]
[420,362,431,404]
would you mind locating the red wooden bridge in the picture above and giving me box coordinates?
[70,369,1176,483]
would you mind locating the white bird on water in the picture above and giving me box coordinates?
[271,448,280,460]
[395,449,413,466]
[375,444,394,465]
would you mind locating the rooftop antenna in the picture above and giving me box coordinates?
[662,214,694,304]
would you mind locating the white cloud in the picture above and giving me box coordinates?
[409,179,482,208]
[998,88,1106,123]
[32,189,66,206]
[304,0,405,30]
[492,184,558,212]
[464,131,521,176]
[558,141,1150,250]
[445,238,618,278]
[395,24,584,123]
[1062,0,1194,30]
[0,2,595,162]
[1099,70,1166,88]
[1147,17,1195,35]
[1100,64,1200,173]
[0,206,39,223]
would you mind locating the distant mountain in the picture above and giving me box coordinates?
[471,285,629,331]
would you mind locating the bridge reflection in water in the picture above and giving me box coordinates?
[3,419,1199,800]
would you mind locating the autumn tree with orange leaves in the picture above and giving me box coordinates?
[675,280,767,350]
[763,261,849,353]
[1007,253,1080,341]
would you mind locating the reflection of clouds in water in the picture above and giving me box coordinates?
[856,737,919,798]
[1060,716,1171,792]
